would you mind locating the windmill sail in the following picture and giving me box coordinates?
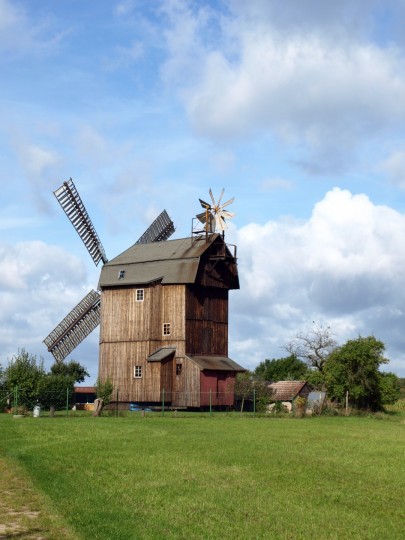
[135,209,175,244]
[43,290,101,362]
[54,178,108,266]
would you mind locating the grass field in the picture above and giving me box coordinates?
[0,412,404,539]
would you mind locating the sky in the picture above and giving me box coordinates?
[2,0,405,382]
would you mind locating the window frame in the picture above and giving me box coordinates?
[163,322,171,336]
[134,365,143,379]
[136,289,144,302]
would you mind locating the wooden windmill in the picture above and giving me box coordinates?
[44,183,244,408]
[43,178,175,363]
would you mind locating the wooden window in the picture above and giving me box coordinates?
[163,323,171,336]
[118,270,125,279]
[134,366,142,378]
[136,289,144,302]
[176,363,182,376]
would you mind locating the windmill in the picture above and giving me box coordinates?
[196,188,235,238]
[43,178,175,363]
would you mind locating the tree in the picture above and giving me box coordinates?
[94,377,114,416]
[324,336,388,410]
[40,360,89,414]
[379,372,400,405]
[254,354,307,381]
[233,372,272,413]
[50,360,89,383]
[285,322,337,372]
[3,350,46,409]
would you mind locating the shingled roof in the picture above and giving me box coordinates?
[268,381,309,401]
[98,233,239,288]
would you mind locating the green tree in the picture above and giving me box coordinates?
[233,372,272,413]
[3,350,46,408]
[39,360,89,413]
[254,354,307,381]
[379,372,400,405]
[94,377,114,416]
[50,361,89,383]
[324,336,388,410]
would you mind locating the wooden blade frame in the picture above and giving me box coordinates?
[54,178,108,266]
[135,209,175,244]
[43,290,101,363]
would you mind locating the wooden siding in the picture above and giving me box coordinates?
[172,356,201,407]
[185,285,228,356]
[99,283,186,402]
[200,371,235,406]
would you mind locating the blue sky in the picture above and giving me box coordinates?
[2,0,405,381]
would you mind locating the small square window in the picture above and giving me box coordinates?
[136,289,144,302]
[118,270,126,279]
[176,363,182,376]
[163,323,171,336]
[134,366,142,378]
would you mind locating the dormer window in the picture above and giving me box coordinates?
[118,270,126,279]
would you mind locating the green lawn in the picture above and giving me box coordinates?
[1,413,404,539]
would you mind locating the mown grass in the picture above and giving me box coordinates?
[1,413,404,539]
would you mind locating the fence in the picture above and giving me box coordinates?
[1,387,313,417]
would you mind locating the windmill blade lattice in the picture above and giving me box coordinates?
[54,178,108,266]
[43,290,101,363]
[135,210,175,244]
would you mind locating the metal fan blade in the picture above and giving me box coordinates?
[221,197,235,209]
[199,198,211,210]
[196,211,208,224]
[217,188,225,206]
[219,210,235,220]
[209,188,216,206]
[215,214,227,231]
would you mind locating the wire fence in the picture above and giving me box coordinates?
[0,387,323,418]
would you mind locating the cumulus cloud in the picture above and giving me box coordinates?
[159,0,405,174]
[230,188,405,374]
[0,241,98,375]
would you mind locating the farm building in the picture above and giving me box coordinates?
[98,232,245,408]
[268,380,311,412]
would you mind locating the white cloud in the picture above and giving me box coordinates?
[158,1,405,173]
[0,241,97,373]
[230,188,405,374]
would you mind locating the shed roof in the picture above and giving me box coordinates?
[186,355,245,372]
[99,234,235,288]
[268,381,308,401]
[147,348,176,362]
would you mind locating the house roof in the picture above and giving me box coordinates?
[268,381,308,401]
[74,387,96,394]
[99,234,237,288]
[186,355,246,372]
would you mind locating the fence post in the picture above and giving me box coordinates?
[66,386,69,416]
[13,385,18,411]
[209,389,212,416]
[162,388,165,417]
[116,389,119,417]
[253,388,256,416]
